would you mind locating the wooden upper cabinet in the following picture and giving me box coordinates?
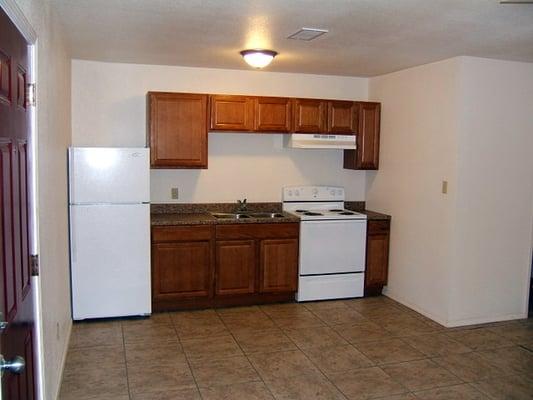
[148,92,208,169]
[210,95,255,131]
[344,102,381,170]
[216,240,256,295]
[259,238,298,293]
[292,98,327,133]
[328,101,357,134]
[254,97,292,132]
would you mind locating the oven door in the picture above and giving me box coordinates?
[299,220,367,275]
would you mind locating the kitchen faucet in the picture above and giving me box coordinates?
[236,198,247,212]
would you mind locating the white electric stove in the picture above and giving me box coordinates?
[282,186,367,301]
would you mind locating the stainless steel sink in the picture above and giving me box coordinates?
[247,212,285,219]
[210,212,285,219]
[211,213,251,219]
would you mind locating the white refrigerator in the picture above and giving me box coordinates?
[68,147,151,320]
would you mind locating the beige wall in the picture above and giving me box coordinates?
[71,60,369,202]
[366,58,461,324]
[14,0,72,399]
[367,56,533,326]
[449,57,533,325]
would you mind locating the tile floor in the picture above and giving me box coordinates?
[59,296,533,400]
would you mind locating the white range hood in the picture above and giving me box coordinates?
[285,133,356,149]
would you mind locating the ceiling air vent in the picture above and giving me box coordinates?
[287,28,329,41]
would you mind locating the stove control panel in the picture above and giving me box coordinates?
[283,186,345,202]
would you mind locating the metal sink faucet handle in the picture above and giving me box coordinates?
[237,198,247,212]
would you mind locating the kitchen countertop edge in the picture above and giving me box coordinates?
[151,212,300,226]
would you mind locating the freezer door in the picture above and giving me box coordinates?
[299,220,367,275]
[70,203,151,319]
[69,147,150,204]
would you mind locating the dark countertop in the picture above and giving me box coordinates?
[151,211,300,226]
[360,210,391,221]
[150,202,390,226]
[151,212,216,226]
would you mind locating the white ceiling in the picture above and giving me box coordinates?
[52,0,533,77]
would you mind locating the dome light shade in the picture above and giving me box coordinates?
[240,49,278,69]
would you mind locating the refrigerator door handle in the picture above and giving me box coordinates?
[70,209,76,264]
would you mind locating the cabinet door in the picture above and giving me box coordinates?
[152,241,212,300]
[328,101,357,134]
[210,95,255,131]
[254,97,292,132]
[148,92,208,168]
[343,102,381,170]
[292,99,327,133]
[364,221,390,292]
[216,240,256,295]
[259,239,298,293]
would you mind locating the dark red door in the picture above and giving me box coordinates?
[0,7,35,400]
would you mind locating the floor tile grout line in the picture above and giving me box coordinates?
[63,301,532,400]
[118,320,133,400]
[282,321,384,400]
[168,312,205,399]
[216,309,280,400]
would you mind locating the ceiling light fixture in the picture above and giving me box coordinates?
[240,49,278,69]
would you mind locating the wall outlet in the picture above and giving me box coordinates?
[171,187,179,200]
[442,180,448,194]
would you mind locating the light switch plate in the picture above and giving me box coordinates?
[171,187,179,199]
[442,181,448,194]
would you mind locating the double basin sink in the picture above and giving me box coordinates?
[211,212,285,220]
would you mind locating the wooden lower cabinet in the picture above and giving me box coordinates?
[152,242,212,299]
[152,225,214,310]
[364,220,391,296]
[216,240,256,295]
[152,223,299,311]
[260,239,298,293]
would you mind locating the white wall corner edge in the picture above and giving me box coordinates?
[52,322,72,400]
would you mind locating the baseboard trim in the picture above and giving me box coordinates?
[384,288,528,328]
[383,289,449,326]
[52,321,72,400]
[445,312,528,328]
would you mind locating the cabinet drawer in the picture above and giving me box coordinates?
[152,225,214,243]
[367,220,390,235]
[216,223,299,240]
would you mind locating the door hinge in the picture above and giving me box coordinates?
[26,83,36,107]
[30,254,39,276]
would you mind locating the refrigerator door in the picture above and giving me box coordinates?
[70,203,151,319]
[69,147,150,204]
